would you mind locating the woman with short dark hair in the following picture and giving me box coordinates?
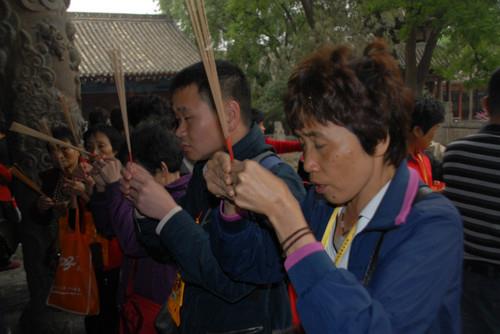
[205,40,462,333]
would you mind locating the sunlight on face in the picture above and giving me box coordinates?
[173,84,225,162]
[297,121,379,206]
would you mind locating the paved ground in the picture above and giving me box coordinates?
[0,247,29,334]
[0,246,85,334]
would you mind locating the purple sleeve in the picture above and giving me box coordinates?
[105,182,146,257]
[284,241,323,270]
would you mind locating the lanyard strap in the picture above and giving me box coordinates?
[321,207,358,266]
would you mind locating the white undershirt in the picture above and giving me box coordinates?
[325,180,391,269]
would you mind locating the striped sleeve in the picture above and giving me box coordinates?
[443,129,500,264]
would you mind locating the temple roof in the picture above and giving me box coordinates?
[70,12,199,82]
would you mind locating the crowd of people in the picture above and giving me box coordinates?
[0,39,499,334]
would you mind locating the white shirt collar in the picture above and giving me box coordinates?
[325,179,392,269]
[358,180,392,223]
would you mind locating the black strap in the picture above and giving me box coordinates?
[361,184,432,286]
[362,231,386,286]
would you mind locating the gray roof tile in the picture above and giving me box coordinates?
[70,12,199,81]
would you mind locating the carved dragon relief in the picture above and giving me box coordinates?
[2,0,83,181]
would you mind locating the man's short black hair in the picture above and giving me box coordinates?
[169,60,252,127]
[488,68,500,116]
[411,97,445,134]
[131,120,183,174]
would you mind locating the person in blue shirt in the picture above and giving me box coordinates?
[204,40,463,333]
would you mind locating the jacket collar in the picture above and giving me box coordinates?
[364,160,420,232]
[232,123,272,161]
[166,173,192,192]
[183,123,272,214]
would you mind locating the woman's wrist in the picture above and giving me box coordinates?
[266,193,309,243]
[284,233,316,256]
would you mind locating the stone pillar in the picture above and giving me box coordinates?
[0,1,84,333]
[0,0,83,180]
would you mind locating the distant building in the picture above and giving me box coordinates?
[396,42,487,122]
[70,12,199,115]
[395,42,487,144]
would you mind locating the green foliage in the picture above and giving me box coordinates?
[156,0,367,126]
[157,0,500,122]
[363,0,500,90]
[435,1,500,88]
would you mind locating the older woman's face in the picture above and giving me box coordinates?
[86,132,115,158]
[50,140,80,172]
[297,121,383,206]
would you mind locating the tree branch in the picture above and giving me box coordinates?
[405,25,418,92]
[416,25,442,95]
[300,0,316,30]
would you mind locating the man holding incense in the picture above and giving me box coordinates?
[121,60,305,333]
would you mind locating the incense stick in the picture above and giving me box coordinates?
[9,122,91,155]
[185,0,234,159]
[10,166,44,196]
[109,49,132,161]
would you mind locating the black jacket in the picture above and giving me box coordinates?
[137,124,305,333]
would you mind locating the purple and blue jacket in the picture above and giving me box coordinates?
[211,162,463,333]
[90,174,191,305]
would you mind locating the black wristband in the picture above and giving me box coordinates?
[283,230,313,255]
[280,226,310,249]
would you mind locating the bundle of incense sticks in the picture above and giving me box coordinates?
[9,122,90,155]
[109,49,132,161]
[185,0,234,160]
[10,166,44,196]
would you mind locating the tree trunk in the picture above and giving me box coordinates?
[404,26,418,93]
[300,0,315,30]
[416,27,441,96]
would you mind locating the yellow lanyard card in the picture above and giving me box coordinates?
[166,210,205,326]
[167,273,185,326]
[321,207,358,266]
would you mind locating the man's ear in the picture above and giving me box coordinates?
[160,161,169,173]
[225,100,241,133]
[374,135,390,157]
[412,126,424,138]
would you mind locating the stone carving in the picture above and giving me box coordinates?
[1,0,83,182]
[1,3,85,333]
[35,21,66,60]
